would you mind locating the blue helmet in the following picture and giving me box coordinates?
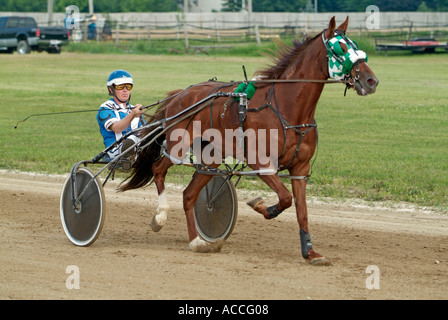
[106,69,133,87]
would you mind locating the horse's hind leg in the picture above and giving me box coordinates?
[183,172,225,253]
[150,156,173,232]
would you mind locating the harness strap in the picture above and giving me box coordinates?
[247,104,269,112]
[278,121,317,172]
[246,83,318,174]
[238,95,248,159]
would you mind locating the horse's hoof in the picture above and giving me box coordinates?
[246,197,271,219]
[150,215,165,232]
[246,197,264,209]
[189,236,224,253]
[306,250,330,266]
[308,256,330,266]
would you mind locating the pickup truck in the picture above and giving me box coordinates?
[0,16,69,54]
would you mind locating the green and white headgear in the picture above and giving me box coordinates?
[324,31,368,80]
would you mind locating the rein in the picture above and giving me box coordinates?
[251,78,347,84]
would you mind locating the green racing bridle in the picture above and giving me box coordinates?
[322,30,368,82]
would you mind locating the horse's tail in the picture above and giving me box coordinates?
[119,90,181,192]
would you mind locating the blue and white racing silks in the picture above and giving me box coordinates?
[97,98,145,159]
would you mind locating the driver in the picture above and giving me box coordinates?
[97,69,145,165]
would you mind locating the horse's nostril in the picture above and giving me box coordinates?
[367,77,378,87]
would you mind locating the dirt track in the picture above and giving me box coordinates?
[1,170,447,300]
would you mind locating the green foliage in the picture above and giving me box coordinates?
[0,0,47,11]
[221,0,244,12]
[64,32,378,57]
[0,0,179,13]
[1,0,448,12]
[252,0,308,12]
[317,0,448,11]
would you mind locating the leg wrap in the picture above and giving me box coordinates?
[300,229,313,259]
[267,204,283,219]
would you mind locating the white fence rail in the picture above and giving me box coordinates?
[2,11,447,51]
[2,11,447,30]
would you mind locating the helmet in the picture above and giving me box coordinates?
[106,69,133,87]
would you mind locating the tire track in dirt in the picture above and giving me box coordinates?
[1,171,447,299]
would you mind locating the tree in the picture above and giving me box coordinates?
[421,0,448,10]
[2,0,180,13]
[222,0,243,12]
[0,0,48,12]
[376,0,423,11]
[2,0,446,12]
[252,0,307,12]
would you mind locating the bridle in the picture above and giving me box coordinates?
[321,29,368,95]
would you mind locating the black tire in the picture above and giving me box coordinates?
[60,167,106,246]
[47,46,61,54]
[17,40,31,54]
[194,176,238,242]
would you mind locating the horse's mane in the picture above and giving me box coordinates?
[255,32,322,80]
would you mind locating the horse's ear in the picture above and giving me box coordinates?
[325,16,336,39]
[336,16,349,34]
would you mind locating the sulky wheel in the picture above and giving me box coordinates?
[194,176,238,242]
[60,166,106,246]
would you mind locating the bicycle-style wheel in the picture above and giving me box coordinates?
[194,176,238,242]
[60,166,106,246]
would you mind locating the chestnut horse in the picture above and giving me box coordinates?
[120,17,378,264]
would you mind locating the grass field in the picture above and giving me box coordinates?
[65,33,377,57]
[1,50,447,212]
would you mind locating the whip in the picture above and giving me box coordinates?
[14,103,161,129]
[13,87,192,129]
[14,109,99,129]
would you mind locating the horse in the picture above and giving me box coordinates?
[119,17,379,265]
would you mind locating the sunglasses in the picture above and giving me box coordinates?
[114,84,133,91]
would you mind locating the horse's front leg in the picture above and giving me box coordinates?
[246,174,292,219]
[291,177,328,265]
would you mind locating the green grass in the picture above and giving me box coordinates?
[1,51,447,212]
[65,38,281,57]
[65,33,378,57]
[312,54,448,209]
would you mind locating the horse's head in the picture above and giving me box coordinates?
[323,17,379,95]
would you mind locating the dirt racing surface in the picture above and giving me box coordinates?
[1,170,447,300]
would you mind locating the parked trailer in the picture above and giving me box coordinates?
[376,37,448,56]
